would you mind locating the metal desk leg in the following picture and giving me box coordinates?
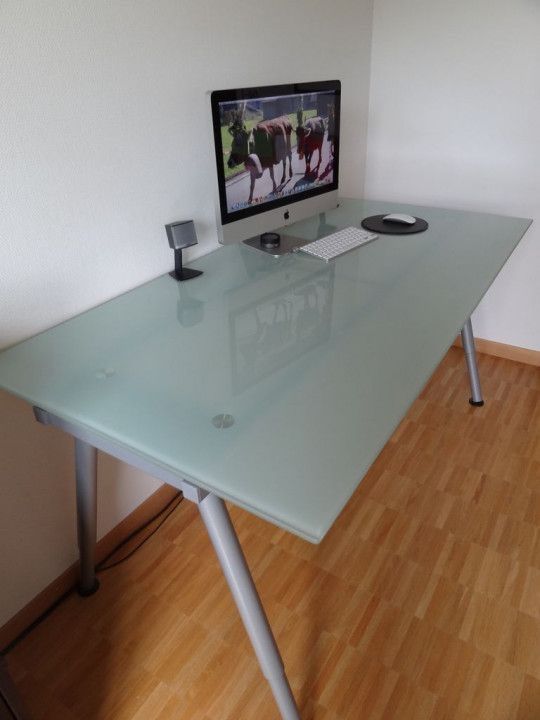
[198,493,301,720]
[74,439,100,596]
[461,317,484,406]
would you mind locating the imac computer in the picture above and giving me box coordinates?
[210,80,340,252]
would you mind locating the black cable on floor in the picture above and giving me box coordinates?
[1,492,183,655]
[96,492,182,571]
[0,587,74,657]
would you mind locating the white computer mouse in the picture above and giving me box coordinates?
[382,213,416,225]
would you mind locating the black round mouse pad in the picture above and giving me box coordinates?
[361,215,429,235]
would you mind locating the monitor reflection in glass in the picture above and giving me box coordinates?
[229,265,334,393]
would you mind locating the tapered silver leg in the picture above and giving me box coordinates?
[74,438,100,595]
[198,493,301,720]
[461,317,484,406]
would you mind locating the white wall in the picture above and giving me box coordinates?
[0,1,374,627]
[365,0,540,350]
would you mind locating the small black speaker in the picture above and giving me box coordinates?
[165,220,203,281]
[165,220,197,250]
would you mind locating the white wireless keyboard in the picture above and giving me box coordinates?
[300,226,378,262]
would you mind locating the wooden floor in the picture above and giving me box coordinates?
[5,348,540,720]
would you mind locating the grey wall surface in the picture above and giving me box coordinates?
[365,0,539,350]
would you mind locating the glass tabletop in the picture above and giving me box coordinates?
[0,199,531,542]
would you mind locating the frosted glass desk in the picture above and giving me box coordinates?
[0,199,531,719]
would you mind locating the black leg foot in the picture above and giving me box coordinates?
[78,578,100,597]
[469,398,485,407]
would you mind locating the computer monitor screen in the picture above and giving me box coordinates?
[210,80,340,244]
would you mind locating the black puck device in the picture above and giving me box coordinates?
[260,232,281,249]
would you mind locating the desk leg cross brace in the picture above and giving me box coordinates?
[461,317,484,406]
[184,485,301,720]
